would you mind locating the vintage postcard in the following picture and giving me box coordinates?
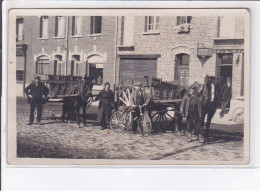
[6,8,250,165]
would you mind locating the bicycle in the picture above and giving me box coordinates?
[110,105,152,137]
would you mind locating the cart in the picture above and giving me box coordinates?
[111,76,187,135]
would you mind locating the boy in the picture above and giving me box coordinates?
[180,85,202,142]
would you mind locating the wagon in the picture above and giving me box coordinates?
[111,76,187,135]
[37,74,93,108]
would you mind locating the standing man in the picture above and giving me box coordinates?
[219,77,232,118]
[25,76,49,125]
[130,81,152,132]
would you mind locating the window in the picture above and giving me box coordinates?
[71,55,80,76]
[90,16,102,34]
[55,16,65,37]
[16,18,23,42]
[219,16,235,38]
[39,16,49,39]
[16,70,24,81]
[72,16,82,36]
[54,55,64,75]
[36,55,49,75]
[120,16,134,46]
[220,54,233,65]
[144,16,159,32]
[177,16,192,25]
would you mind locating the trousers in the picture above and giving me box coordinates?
[30,99,43,123]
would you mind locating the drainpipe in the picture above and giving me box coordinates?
[114,16,118,90]
[22,44,28,98]
[65,16,69,75]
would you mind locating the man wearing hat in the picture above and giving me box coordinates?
[219,77,232,118]
[180,84,202,142]
[130,81,152,132]
[25,76,49,125]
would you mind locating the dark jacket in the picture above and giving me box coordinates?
[95,89,114,122]
[25,82,49,102]
[130,89,152,106]
[180,93,202,119]
[221,83,232,101]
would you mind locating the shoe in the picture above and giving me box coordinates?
[187,132,192,143]
[27,122,33,125]
[100,127,105,130]
[37,122,42,125]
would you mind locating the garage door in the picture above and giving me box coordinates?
[120,58,157,82]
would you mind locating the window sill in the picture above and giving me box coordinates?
[53,36,65,39]
[88,34,102,37]
[38,38,48,40]
[142,31,160,35]
[71,35,83,38]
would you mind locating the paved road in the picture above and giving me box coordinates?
[17,97,244,161]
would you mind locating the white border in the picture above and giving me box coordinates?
[1,0,260,190]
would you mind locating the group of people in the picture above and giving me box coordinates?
[24,76,151,131]
[25,75,232,137]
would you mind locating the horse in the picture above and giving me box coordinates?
[62,76,93,128]
[197,75,220,142]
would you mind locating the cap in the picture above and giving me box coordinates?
[34,76,41,80]
[226,77,232,82]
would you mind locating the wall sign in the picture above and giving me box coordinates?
[197,48,213,57]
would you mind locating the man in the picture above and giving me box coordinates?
[219,77,232,118]
[130,81,152,132]
[25,76,49,125]
[180,85,202,142]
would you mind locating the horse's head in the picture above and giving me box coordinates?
[83,75,94,96]
[203,75,219,102]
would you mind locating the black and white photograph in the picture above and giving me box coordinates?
[7,8,250,165]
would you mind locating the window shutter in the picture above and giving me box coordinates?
[54,60,57,75]
[55,16,58,37]
[71,60,74,75]
[121,16,125,45]
[36,60,38,74]
[39,17,43,38]
[90,16,93,34]
[72,16,75,36]
[144,16,148,32]
[177,16,181,25]
[156,16,159,30]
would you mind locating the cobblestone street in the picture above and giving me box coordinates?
[16,97,244,161]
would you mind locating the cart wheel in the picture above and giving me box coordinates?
[232,107,244,123]
[110,111,125,133]
[152,110,173,132]
[138,114,152,137]
[180,130,186,136]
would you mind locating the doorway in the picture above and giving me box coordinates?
[175,53,190,87]
[219,65,232,88]
[87,63,103,85]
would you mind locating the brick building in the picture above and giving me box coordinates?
[16,15,245,106]
[16,16,116,96]
[116,16,245,101]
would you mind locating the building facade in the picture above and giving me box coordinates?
[16,16,117,96]
[16,15,245,105]
[116,16,245,101]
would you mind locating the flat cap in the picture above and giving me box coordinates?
[34,75,41,80]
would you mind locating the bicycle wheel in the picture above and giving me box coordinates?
[232,107,244,123]
[138,114,152,137]
[110,111,125,133]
